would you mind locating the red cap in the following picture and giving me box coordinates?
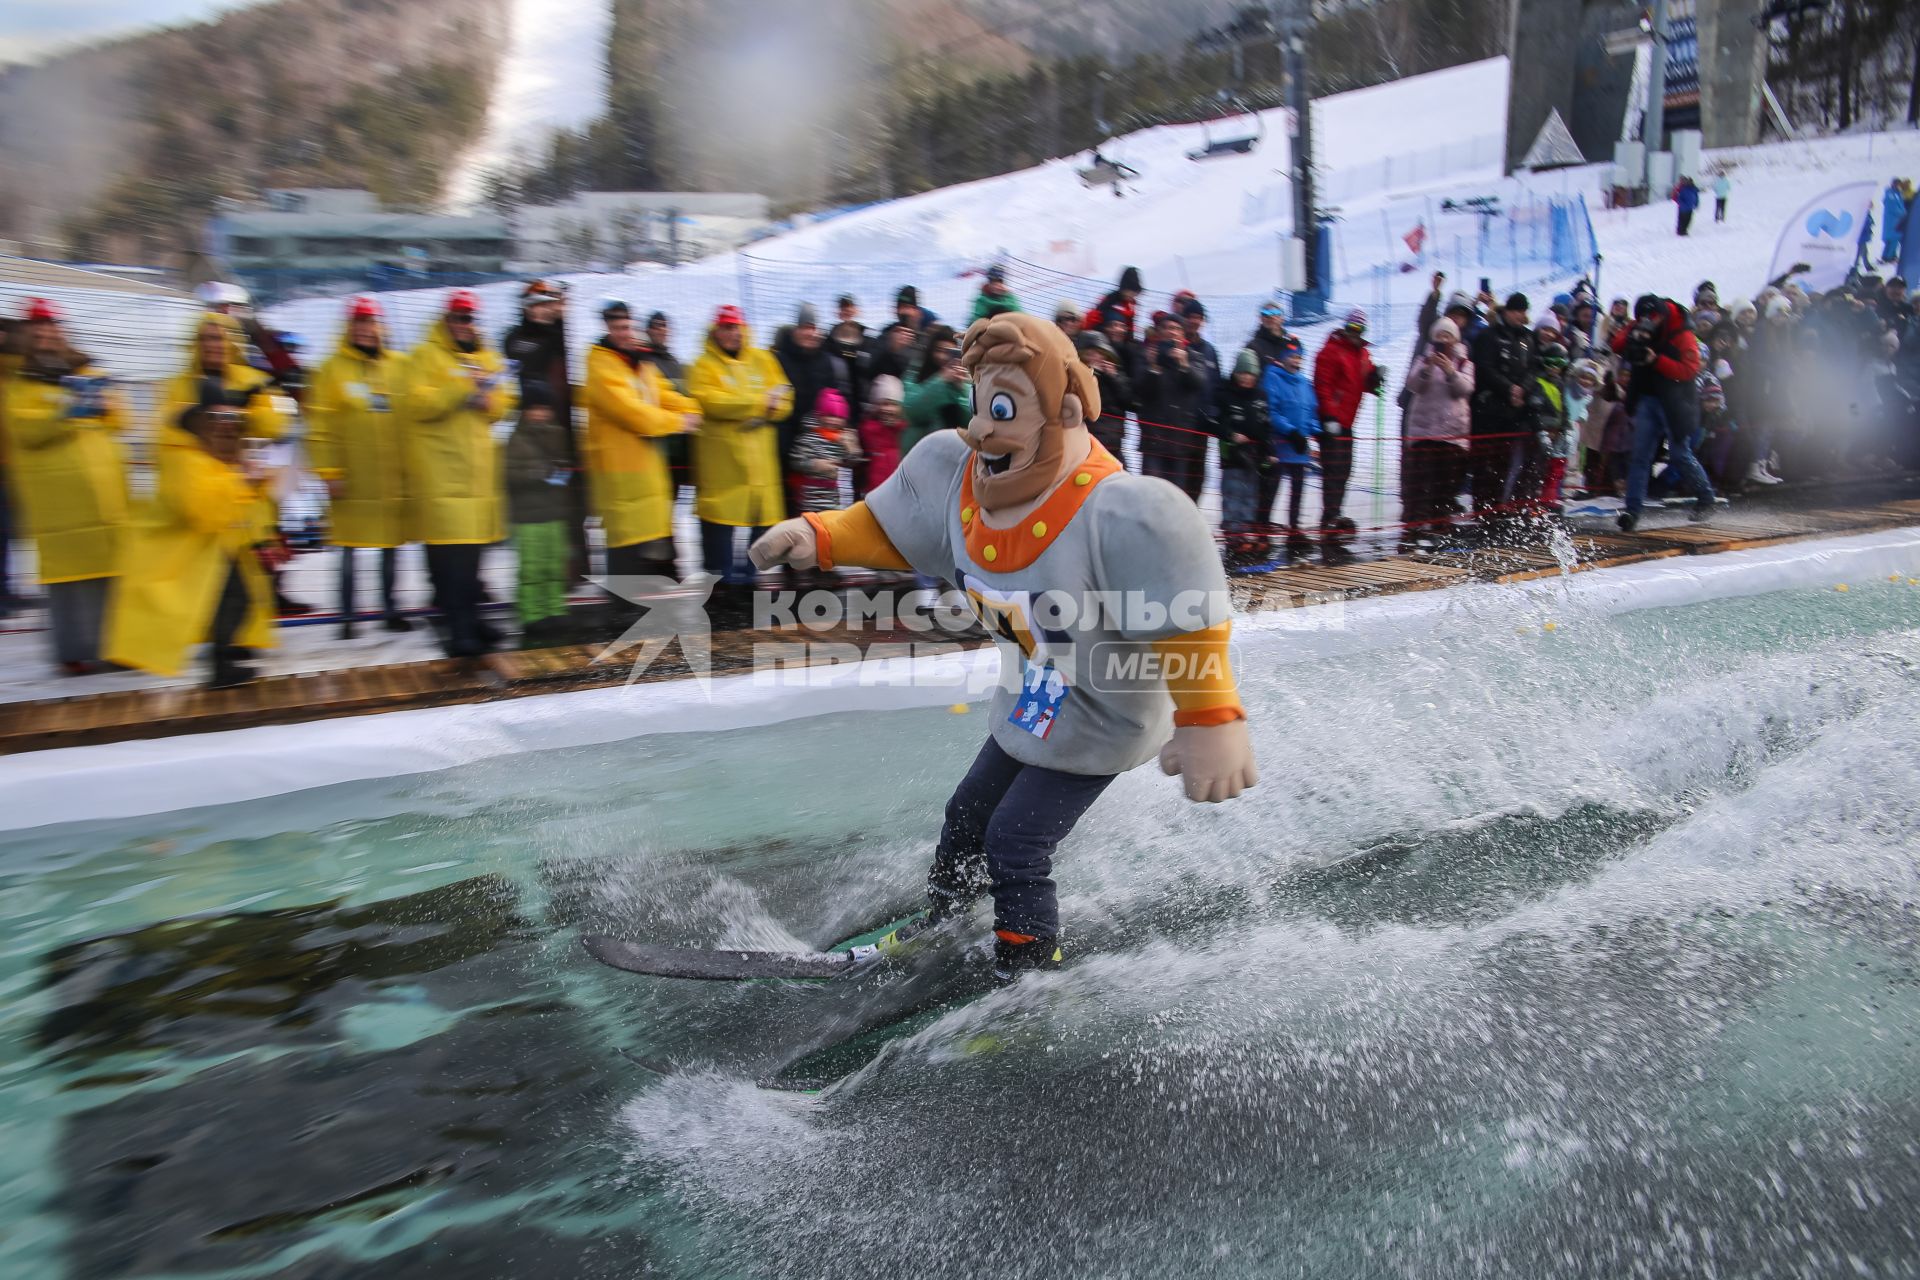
[446,289,480,315]
[713,304,745,328]
[348,295,383,320]
[23,297,59,323]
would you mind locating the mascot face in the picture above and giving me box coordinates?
[965,363,1048,477]
[960,312,1100,512]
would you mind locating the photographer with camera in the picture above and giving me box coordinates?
[1141,312,1212,501]
[1611,295,1716,530]
[1073,330,1134,462]
[900,325,971,458]
[1468,293,1536,519]
[1,298,129,674]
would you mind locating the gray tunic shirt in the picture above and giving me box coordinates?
[866,430,1231,776]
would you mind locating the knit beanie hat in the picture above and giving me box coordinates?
[868,374,905,406]
[814,388,849,420]
[1430,318,1460,345]
[1233,348,1260,376]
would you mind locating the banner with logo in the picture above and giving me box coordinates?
[1768,182,1879,293]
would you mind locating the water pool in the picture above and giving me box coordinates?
[3,557,1919,1278]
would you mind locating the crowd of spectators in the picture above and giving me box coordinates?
[2,253,1916,689]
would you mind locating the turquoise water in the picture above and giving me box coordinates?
[3,580,1920,1277]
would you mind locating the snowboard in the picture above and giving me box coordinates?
[581,913,932,982]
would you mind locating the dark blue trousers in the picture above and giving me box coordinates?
[929,736,1116,939]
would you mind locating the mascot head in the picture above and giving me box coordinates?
[959,311,1101,511]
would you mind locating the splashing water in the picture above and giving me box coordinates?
[2,578,1919,1276]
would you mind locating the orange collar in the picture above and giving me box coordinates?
[959,440,1122,572]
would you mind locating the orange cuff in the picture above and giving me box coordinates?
[805,503,911,572]
[1154,620,1245,728]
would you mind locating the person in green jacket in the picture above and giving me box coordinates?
[504,384,574,646]
[899,325,971,457]
[969,265,1022,323]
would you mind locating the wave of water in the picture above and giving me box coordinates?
[618,583,1920,1278]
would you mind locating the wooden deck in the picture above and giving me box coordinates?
[2,504,1913,756]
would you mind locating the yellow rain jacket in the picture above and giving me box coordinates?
[399,319,516,545]
[105,428,275,677]
[585,340,701,549]
[306,330,408,548]
[687,328,791,527]
[0,361,129,583]
[162,313,294,541]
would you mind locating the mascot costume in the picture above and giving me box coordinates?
[751,311,1257,978]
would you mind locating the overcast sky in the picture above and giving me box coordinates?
[0,0,258,65]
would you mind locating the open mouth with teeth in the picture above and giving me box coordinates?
[980,451,1014,475]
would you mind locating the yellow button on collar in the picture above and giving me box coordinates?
[1031,521,1047,538]
[1073,473,1091,486]
[961,505,974,523]
[982,544,998,563]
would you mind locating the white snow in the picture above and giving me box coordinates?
[443,0,615,211]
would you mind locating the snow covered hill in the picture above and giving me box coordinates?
[260,56,1920,388]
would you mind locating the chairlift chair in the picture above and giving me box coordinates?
[1187,97,1265,161]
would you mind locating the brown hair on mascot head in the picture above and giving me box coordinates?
[958,311,1102,511]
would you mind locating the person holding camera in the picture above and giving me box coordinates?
[900,324,971,458]
[1072,330,1134,463]
[1468,293,1537,519]
[1402,318,1475,539]
[1611,295,1716,531]
[106,401,276,688]
[1,298,129,674]
[1141,313,1211,501]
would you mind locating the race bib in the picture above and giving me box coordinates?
[1008,660,1068,740]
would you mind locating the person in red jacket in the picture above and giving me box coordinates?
[1082,265,1143,336]
[1312,308,1385,535]
[1610,294,1715,530]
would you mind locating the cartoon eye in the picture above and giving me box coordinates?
[989,392,1015,421]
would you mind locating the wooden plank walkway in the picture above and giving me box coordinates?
[3,504,1914,756]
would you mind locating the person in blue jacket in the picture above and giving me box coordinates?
[1261,333,1320,546]
[1673,177,1701,237]
[1884,180,1910,264]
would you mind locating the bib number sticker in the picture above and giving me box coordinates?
[1009,660,1068,740]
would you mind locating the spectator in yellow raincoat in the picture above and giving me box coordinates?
[307,295,411,639]
[163,310,298,610]
[105,402,276,687]
[400,289,516,666]
[688,304,792,590]
[0,298,129,674]
[585,299,701,622]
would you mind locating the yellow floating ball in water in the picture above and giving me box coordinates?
[1892,574,1903,582]
[1835,583,1849,592]
[1542,621,1558,633]
[949,702,971,714]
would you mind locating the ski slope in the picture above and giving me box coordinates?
[260,57,1920,390]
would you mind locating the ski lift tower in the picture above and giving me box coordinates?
[1278,0,1325,320]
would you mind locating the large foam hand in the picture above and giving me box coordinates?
[1158,719,1259,803]
[749,518,819,571]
